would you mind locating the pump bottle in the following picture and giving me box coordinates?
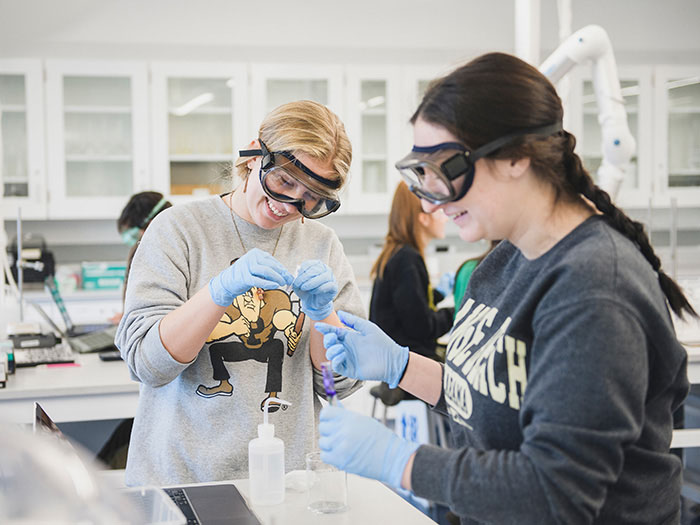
[248,397,291,506]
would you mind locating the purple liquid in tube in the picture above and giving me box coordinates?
[321,361,337,402]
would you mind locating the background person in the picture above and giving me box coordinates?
[111,191,172,323]
[116,100,364,486]
[452,240,498,317]
[316,52,695,524]
[368,181,454,405]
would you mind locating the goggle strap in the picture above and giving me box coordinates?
[470,121,563,161]
[239,148,262,157]
[140,197,169,229]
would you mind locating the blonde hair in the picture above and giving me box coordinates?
[234,100,352,189]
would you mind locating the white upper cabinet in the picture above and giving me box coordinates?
[0,60,46,220]
[569,66,654,209]
[150,62,248,202]
[250,64,344,130]
[45,60,149,218]
[400,65,453,152]
[654,65,700,207]
[343,66,402,214]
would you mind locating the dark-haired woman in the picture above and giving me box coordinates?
[316,52,695,524]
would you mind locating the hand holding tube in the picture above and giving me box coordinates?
[209,248,293,307]
[319,405,419,488]
[315,311,409,388]
[292,260,338,321]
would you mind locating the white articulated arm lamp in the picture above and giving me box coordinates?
[539,24,635,201]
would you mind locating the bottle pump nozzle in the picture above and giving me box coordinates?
[259,397,292,439]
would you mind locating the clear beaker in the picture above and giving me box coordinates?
[305,451,348,514]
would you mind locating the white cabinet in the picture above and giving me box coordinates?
[654,66,700,207]
[45,60,149,218]
[569,66,654,209]
[250,64,344,131]
[343,66,402,214]
[400,65,453,152]
[0,60,46,219]
[150,62,248,202]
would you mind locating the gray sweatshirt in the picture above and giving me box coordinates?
[115,196,364,486]
[412,216,689,524]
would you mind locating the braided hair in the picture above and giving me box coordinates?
[413,52,697,319]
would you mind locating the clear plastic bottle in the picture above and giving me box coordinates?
[248,397,291,506]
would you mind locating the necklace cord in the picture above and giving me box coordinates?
[227,192,283,256]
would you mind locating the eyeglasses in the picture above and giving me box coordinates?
[239,140,342,219]
[395,122,563,204]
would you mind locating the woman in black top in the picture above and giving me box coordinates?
[369,181,454,361]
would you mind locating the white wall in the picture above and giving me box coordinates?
[1,0,698,64]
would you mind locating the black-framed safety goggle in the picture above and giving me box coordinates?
[395,122,563,204]
[239,140,342,219]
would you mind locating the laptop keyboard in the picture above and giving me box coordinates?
[163,488,200,525]
[14,345,75,367]
[70,327,117,353]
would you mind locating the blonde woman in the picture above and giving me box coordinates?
[116,100,364,486]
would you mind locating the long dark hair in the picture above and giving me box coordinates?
[371,181,424,280]
[413,52,697,319]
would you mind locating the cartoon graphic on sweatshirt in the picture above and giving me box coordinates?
[196,287,305,412]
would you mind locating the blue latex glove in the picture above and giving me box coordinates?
[315,311,409,388]
[209,248,293,307]
[292,260,338,321]
[435,271,456,297]
[319,405,420,488]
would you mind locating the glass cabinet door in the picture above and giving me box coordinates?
[577,67,653,208]
[45,60,149,218]
[654,66,700,206]
[151,63,247,200]
[250,64,343,136]
[664,74,700,187]
[0,60,46,219]
[344,67,401,214]
[63,75,134,197]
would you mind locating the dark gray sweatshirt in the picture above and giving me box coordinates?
[412,216,689,524]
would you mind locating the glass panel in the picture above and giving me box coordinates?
[1,108,29,198]
[168,78,232,110]
[418,79,432,101]
[362,160,387,194]
[362,114,387,156]
[168,113,232,155]
[266,79,327,112]
[581,79,640,191]
[360,80,386,111]
[667,77,700,187]
[166,78,234,194]
[1,75,29,197]
[0,74,26,106]
[64,113,132,156]
[169,161,231,195]
[63,76,131,107]
[65,160,132,197]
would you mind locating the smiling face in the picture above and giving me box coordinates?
[413,117,517,243]
[237,152,336,229]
